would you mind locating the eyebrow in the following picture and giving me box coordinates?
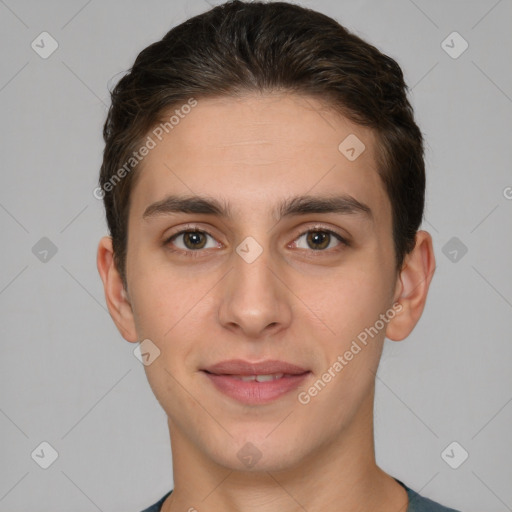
[142,193,373,222]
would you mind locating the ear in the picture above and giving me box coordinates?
[96,236,138,342]
[386,230,436,342]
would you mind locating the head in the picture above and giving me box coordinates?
[97,0,435,473]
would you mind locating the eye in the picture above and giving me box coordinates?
[291,228,348,252]
[164,225,349,258]
[166,229,220,253]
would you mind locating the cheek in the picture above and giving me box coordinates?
[309,264,391,336]
[309,272,388,406]
[128,270,214,355]
[127,268,173,345]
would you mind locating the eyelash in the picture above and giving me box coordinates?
[163,225,350,258]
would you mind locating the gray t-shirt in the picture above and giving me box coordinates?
[139,478,462,511]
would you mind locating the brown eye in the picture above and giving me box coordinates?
[167,230,217,252]
[306,231,330,250]
[182,231,207,249]
[293,229,346,251]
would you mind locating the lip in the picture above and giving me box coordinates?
[201,359,310,405]
[203,359,308,376]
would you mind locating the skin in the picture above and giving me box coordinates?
[97,92,435,512]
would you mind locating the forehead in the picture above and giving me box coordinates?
[129,93,390,225]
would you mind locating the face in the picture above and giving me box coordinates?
[117,93,404,471]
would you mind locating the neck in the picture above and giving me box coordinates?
[162,388,408,512]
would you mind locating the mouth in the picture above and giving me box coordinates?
[201,359,311,405]
[221,373,287,382]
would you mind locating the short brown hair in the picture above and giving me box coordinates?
[99,0,425,288]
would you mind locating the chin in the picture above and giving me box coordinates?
[206,434,309,474]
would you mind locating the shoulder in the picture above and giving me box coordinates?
[397,479,462,512]
[139,489,173,512]
[139,484,463,512]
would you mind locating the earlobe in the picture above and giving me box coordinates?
[96,236,138,343]
[386,230,436,342]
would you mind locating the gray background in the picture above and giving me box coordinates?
[1,0,511,511]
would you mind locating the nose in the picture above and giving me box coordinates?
[217,242,292,339]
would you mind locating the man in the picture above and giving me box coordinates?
[96,1,461,510]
